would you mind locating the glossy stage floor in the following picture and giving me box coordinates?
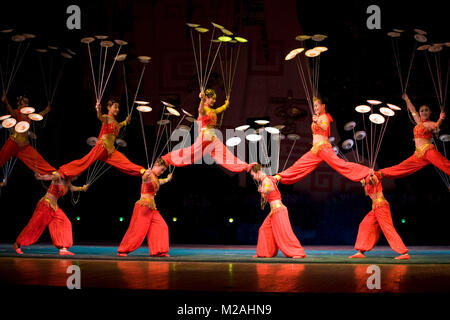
[1,244,450,294]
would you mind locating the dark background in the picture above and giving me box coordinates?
[0,0,448,246]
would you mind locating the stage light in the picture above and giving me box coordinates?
[172,217,177,222]
[119,217,124,222]
[76,216,80,221]
[229,218,234,223]
[401,218,406,224]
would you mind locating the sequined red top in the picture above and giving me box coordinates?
[262,176,282,203]
[47,183,69,199]
[141,173,159,195]
[197,105,217,128]
[98,116,120,137]
[311,113,333,137]
[413,121,432,140]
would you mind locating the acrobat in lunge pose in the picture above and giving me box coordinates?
[162,89,254,172]
[13,173,88,255]
[380,93,449,179]
[0,94,55,176]
[57,99,145,180]
[275,97,370,184]
[250,164,306,258]
[349,171,409,260]
[117,158,172,257]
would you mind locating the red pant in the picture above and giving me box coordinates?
[0,138,55,175]
[381,147,450,179]
[58,142,144,179]
[256,206,306,258]
[354,204,408,255]
[118,204,169,256]
[162,132,250,172]
[16,199,73,249]
[278,144,371,184]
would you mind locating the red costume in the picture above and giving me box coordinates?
[380,122,450,178]
[0,108,55,175]
[16,182,73,249]
[118,172,169,256]
[353,173,408,255]
[162,105,252,172]
[58,115,144,179]
[277,113,370,184]
[256,175,306,258]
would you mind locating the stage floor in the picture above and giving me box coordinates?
[1,244,450,293]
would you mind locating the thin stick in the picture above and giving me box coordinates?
[138,111,150,168]
[121,62,130,115]
[87,44,99,100]
[189,29,202,90]
[99,45,123,100]
[130,64,147,117]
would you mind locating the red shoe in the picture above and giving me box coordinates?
[117,253,128,257]
[253,255,260,258]
[59,249,74,255]
[292,255,306,259]
[349,252,366,259]
[13,243,23,255]
[394,253,410,260]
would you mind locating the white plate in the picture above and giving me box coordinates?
[135,100,150,105]
[81,37,95,44]
[157,119,170,125]
[344,121,356,131]
[254,120,269,125]
[86,137,98,146]
[379,107,395,117]
[354,130,366,140]
[439,134,450,142]
[246,134,261,142]
[305,49,320,57]
[2,118,16,128]
[115,54,127,61]
[20,107,35,114]
[115,39,128,46]
[355,105,371,113]
[387,31,401,38]
[387,103,401,110]
[166,106,180,116]
[181,108,193,117]
[226,136,242,147]
[265,127,280,134]
[235,124,250,131]
[136,106,152,112]
[414,34,427,43]
[369,113,385,124]
[100,40,114,48]
[115,138,127,147]
[287,134,300,141]
[28,113,43,121]
[328,136,335,143]
[366,99,382,105]
[0,114,11,121]
[342,139,354,150]
[15,121,30,133]
[138,56,151,63]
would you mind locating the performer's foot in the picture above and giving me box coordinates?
[117,253,128,257]
[59,249,74,255]
[292,255,306,259]
[13,243,23,255]
[394,253,410,260]
[151,253,170,257]
[253,255,259,258]
[349,252,366,258]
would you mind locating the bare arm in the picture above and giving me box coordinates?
[158,173,173,185]
[2,94,15,116]
[403,93,420,124]
[312,114,329,131]
[69,184,89,192]
[39,104,51,116]
[35,172,60,181]
[118,114,131,129]
[214,99,230,114]
[95,101,104,121]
